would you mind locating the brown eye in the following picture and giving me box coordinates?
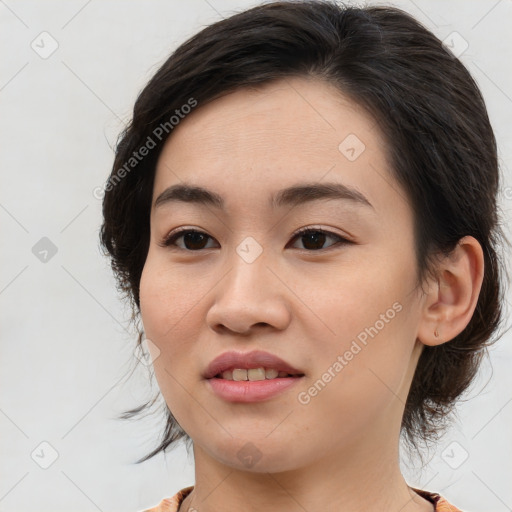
[289,228,350,251]
[161,229,218,250]
[160,227,351,252]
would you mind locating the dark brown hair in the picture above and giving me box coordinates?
[99,0,509,463]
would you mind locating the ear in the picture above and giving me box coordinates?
[417,236,485,346]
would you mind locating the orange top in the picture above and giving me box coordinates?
[140,486,463,512]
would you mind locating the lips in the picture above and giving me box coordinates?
[203,350,304,379]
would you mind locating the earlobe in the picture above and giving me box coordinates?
[417,236,485,347]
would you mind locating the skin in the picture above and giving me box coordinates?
[139,76,484,512]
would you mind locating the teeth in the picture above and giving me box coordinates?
[232,369,248,381]
[266,369,279,379]
[221,369,233,380]
[248,368,266,381]
[219,367,292,381]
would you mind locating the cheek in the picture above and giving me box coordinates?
[138,255,207,411]
[297,310,417,445]
[139,252,203,342]
[305,252,413,347]
[139,255,205,423]
[301,252,419,409]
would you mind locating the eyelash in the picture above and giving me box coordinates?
[159,226,352,252]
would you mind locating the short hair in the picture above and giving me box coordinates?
[99,0,509,463]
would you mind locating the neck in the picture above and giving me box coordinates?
[179,430,433,512]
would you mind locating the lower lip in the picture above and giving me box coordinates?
[206,376,304,402]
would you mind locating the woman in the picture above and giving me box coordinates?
[99,1,508,511]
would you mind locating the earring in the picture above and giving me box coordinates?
[434,328,439,338]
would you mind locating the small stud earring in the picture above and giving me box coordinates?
[434,328,439,338]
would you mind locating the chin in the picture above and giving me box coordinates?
[203,435,305,474]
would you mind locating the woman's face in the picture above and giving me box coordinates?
[139,77,428,472]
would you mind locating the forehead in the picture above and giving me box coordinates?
[158,77,382,160]
[153,76,400,215]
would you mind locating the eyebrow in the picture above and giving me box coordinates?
[154,182,374,211]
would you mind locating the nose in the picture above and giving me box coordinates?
[205,249,292,336]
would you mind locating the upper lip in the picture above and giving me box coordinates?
[203,350,305,379]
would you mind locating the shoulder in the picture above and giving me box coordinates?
[435,495,464,512]
[141,485,463,512]
[412,487,464,512]
[138,486,194,512]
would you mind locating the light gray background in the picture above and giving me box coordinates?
[1,1,511,511]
